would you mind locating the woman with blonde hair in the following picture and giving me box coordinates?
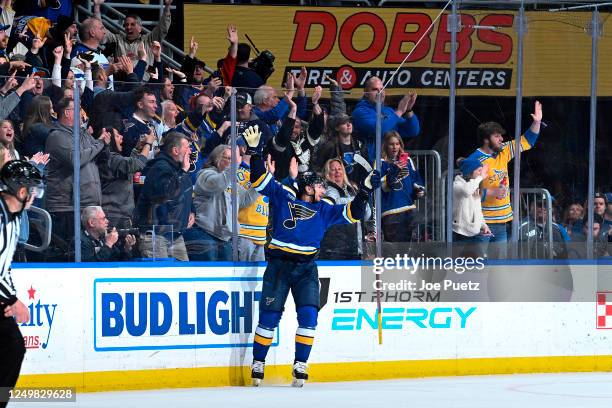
[563,202,584,237]
[319,158,372,259]
[380,131,425,243]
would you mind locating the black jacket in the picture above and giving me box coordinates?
[89,73,140,137]
[134,152,193,234]
[81,230,132,262]
[231,66,264,95]
[265,112,324,180]
[99,151,148,225]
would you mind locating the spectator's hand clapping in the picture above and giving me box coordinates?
[99,128,112,145]
[211,96,225,111]
[285,72,295,99]
[312,86,322,115]
[151,41,162,62]
[187,213,195,229]
[144,128,157,145]
[118,55,134,74]
[29,152,50,166]
[227,25,238,44]
[105,228,119,248]
[124,234,136,251]
[294,66,307,91]
[286,94,297,115]
[397,91,417,116]
[137,41,147,62]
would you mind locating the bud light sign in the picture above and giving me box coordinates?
[93,277,276,351]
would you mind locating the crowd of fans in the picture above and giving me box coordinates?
[0,0,608,263]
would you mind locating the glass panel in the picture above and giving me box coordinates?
[523,7,592,259]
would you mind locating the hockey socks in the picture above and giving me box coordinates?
[253,310,282,362]
[295,306,317,363]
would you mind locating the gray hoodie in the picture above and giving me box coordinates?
[44,123,106,213]
[193,166,259,242]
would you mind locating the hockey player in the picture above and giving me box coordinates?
[242,125,381,387]
[0,161,45,407]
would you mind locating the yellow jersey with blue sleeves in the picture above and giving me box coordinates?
[467,129,539,224]
[252,171,357,261]
[237,164,269,245]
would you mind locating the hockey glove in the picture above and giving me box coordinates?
[242,125,262,155]
[360,169,381,193]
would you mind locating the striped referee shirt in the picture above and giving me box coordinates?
[0,197,21,306]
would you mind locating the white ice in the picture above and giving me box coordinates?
[40,373,612,408]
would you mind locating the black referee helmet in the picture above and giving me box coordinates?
[0,160,45,199]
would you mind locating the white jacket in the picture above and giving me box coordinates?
[452,175,487,237]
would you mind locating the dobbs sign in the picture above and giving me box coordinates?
[185,5,612,97]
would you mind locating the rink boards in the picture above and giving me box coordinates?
[11,260,612,392]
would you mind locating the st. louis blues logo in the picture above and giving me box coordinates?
[283,203,317,229]
[391,167,411,191]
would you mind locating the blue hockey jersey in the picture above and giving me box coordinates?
[381,158,425,217]
[252,171,358,261]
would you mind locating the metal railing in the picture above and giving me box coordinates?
[517,188,554,259]
[410,150,445,242]
[23,206,52,253]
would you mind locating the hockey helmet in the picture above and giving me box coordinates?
[0,160,45,199]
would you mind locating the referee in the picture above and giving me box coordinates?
[0,161,45,408]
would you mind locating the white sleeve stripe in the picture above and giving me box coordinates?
[254,173,273,192]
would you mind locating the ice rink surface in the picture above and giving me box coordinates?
[40,372,612,408]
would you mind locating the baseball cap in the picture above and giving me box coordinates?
[32,67,50,78]
[0,24,10,32]
[236,92,252,109]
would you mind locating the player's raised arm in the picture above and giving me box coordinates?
[349,169,381,221]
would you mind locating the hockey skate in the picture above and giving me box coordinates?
[291,361,308,387]
[251,360,265,386]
